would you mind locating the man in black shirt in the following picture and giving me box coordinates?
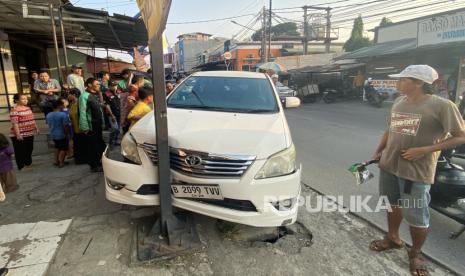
[103,81,121,147]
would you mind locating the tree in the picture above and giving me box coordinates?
[343,15,373,52]
[251,22,300,41]
[379,17,393,27]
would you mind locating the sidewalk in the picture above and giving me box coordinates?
[0,219,72,275]
[0,131,455,275]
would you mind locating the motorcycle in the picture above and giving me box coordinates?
[364,83,389,108]
[322,88,339,104]
[322,84,360,104]
[430,149,465,239]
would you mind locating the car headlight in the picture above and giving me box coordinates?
[121,133,142,164]
[255,144,296,179]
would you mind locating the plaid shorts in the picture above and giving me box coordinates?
[379,170,431,228]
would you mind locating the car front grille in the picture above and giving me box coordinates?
[139,143,255,178]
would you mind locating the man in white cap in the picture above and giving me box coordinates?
[67,64,85,94]
[369,65,465,275]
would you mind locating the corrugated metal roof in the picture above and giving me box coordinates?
[336,38,417,60]
[63,5,147,50]
[0,1,147,51]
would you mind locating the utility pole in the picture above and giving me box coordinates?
[267,0,272,61]
[261,6,267,63]
[325,7,332,53]
[58,6,69,73]
[303,6,308,55]
[49,4,62,84]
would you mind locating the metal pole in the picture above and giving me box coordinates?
[261,6,267,63]
[92,40,96,77]
[59,6,69,73]
[149,37,173,237]
[325,8,331,53]
[0,52,11,110]
[106,48,111,74]
[267,0,272,61]
[303,6,308,55]
[455,56,463,103]
[49,4,62,84]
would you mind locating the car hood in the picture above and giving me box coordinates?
[130,108,289,159]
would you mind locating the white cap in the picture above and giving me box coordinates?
[388,65,438,84]
[271,74,279,79]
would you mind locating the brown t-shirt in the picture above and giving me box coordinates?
[379,95,465,184]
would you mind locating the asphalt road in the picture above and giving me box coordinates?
[286,100,465,274]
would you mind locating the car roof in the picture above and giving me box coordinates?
[191,71,267,79]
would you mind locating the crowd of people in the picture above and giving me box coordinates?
[0,65,162,201]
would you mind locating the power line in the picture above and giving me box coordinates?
[332,0,449,22]
[233,12,262,41]
[334,1,465,28]
[167,13,257,25]
[332,0,407,19]
[332,0,391,10]
[332,0,433,18]
[212,0,261,34]
[271,0,352,11]
[331,0,461,24]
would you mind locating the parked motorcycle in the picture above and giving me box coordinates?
[430,149,465,239]
[322,88,339,104]
[322,85,360,104]
[364,81,389,108]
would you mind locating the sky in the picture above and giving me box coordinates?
[71,0,464,58]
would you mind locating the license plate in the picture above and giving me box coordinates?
[171,184,223,200]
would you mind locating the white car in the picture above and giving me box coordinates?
[102,71,302,227]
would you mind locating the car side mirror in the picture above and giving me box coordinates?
[285,97,301,108]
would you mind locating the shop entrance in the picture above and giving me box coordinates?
[11,42,45,96]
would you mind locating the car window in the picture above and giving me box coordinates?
[167,76,278,113]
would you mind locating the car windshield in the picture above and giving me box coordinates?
[167,76,278,113]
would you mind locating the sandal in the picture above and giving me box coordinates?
[369,236,404,252]
[408,249,428,276]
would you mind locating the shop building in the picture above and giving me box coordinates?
[337,7,465,102]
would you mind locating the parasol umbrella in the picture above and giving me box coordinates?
[258,62,286,73]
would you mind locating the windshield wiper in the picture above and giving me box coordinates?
[167,104,222,111]
[215,108,276,113]
[167,105,276,113]
[240,109,276,113]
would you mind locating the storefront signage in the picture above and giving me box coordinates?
[418,11,465,47]
[371,79,398,100]
[371,79,397,90]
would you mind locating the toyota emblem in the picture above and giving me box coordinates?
[185,155,202,167]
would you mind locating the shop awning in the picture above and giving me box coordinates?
[289,62,365,73]
[336,38,417,60]
[63,5,148,50]
[0,0,148,51]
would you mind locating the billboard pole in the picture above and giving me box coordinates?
[135,0,200,261]
[149,35,173,237]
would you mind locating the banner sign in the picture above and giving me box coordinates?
[418,11,465,47]
[371,79,398,101]
[136,0,172,41]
